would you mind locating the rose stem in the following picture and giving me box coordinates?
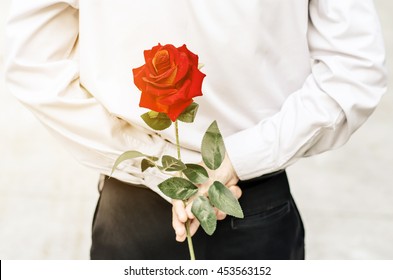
[175,120,182,161]
[175,120,195,260]
[184,210,196,260]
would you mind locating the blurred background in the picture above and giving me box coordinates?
[0,0,392,259]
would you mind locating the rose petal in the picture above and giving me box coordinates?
[139,91,168,113]
[145,57,158,76]
[178,44,199,67]
[133,65,147,91]
[145,84,177,97]
[162,44,179,64]
[166,99,193,121]
[173,52,190,84]
[158,80,191,105]
[144,44,162,64]
[145,65,178,85]
[153,50,172,74]
[187,66,205,99]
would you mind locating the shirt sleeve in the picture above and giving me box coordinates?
[3,0,181,195]
[224,0,387,180]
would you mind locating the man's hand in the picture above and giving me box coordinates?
[172,154,242,242]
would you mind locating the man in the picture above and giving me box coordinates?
[4,0,387,259]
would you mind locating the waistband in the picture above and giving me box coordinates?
[100,169,290,215]
[237,170,291,216]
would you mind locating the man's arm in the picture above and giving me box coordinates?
[224,0,387,181]
[4,0,177,191]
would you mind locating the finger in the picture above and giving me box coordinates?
[189,218,200,237]
[172,199,187,223]
[228,185,242,199]
[175,217,200,241]
[215,208,227,220]
[176,231,186,242]
[172,207,186,241]
[185,202,195,220]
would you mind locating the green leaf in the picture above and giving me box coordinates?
[141,158,156,172]
[112,151,147,175]
[208,181,244,218]
[158,177,198,200]
[183,164,209,184]
[177,102,199,123]
[191,196,217,235]
[161,155,186,172]
[141,111,172,130]
[201,121,226,170]
[148,111,159,118]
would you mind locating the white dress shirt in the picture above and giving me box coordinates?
[4,0,387,200]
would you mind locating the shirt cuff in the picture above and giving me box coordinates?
[224,123,279,181]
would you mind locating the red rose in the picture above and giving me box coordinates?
[133,44,206,122]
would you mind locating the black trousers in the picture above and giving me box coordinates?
[90,171,305,260]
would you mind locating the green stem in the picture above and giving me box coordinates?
[185,211,196,260]
[175,120,181,161]
[175,120,195,260]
